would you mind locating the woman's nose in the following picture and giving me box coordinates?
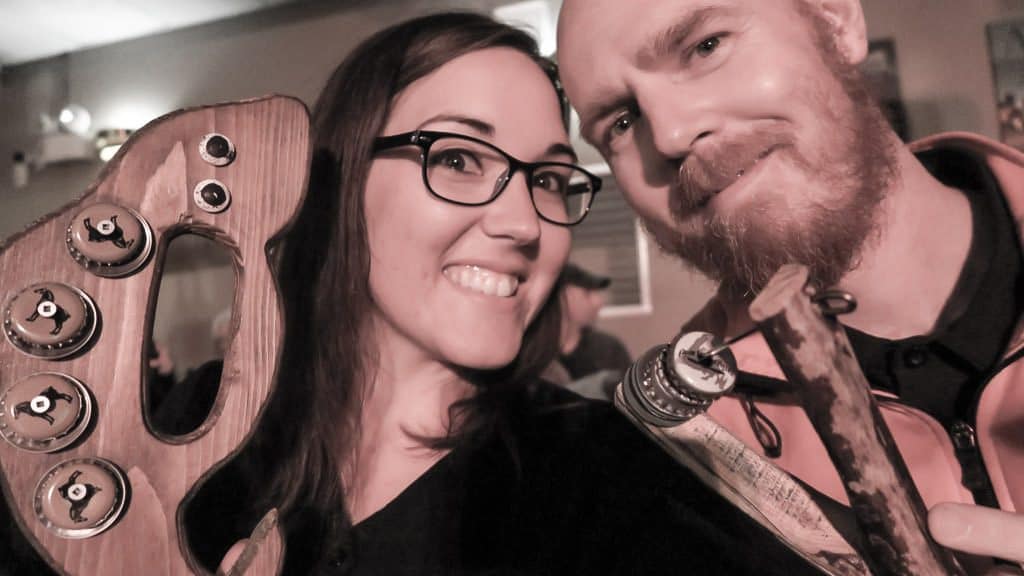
[479,170,542,245]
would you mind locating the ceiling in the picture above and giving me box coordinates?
[0,0,303,66]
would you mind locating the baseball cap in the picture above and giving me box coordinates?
[561,263,611,290]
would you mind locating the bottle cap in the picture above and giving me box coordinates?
[4,283,98,359]
[0,372,92,452]
[34,457,128,539]
[66,203,152,277]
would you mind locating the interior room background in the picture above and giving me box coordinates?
[2,0,1023,366]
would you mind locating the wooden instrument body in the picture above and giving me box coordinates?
[0,96,309,575]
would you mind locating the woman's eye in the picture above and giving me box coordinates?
[693,35,721,58]
[533,172,566,193]
[432,149,480,174]
[443,154,465,171]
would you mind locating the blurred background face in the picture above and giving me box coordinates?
[364,47,572,369]
[559,0,896,294]
[562,284,604,329]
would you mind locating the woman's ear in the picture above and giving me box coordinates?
[812,0,869,65]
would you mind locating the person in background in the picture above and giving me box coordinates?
[998,93,1024,151]
[210,307,233,357]
[147,338,176,410]
[556,0,1024,572]
[548,262,631,400]
[150,309,231,435]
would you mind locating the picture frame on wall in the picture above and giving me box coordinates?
[986,18,1024,150]
[862,39,910,141]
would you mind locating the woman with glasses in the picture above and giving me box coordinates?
[179,11,824,576]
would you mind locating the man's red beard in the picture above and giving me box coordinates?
[658,29,899,298]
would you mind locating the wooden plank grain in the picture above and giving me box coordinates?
[0,96,308,575]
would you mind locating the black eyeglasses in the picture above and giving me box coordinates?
[373,130,601,226]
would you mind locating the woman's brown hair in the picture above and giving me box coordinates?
[208,11,570,573]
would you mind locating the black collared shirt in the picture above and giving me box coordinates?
[733,144,1023,508]
[845,146,1024,428]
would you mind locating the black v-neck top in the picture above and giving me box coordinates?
[316,383,823,575]
[1,382,825,575]
[242,382,832,575]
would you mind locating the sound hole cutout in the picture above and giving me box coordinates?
[146,233,236,437]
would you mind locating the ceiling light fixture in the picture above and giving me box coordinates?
[58,104,92,137]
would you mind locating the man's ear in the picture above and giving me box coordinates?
[812,0,869,65]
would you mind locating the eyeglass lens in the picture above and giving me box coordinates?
[424,136,594,224]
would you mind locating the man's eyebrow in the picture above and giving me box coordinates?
[579,5,731,142]
[578,95,631,144]
[640,5,728,64]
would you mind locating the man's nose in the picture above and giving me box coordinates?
[637,78,725,160]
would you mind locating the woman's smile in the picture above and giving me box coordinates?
[442,264,520,297]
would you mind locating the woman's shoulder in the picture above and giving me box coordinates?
[500,381,742,528]
[488,380,823,575]
[508,380,671,465]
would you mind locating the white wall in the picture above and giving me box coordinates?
[861,0,1024,140]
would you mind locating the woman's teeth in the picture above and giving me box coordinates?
[443,265,519,297]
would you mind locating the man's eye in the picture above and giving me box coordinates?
[609,109,637,138]
[694,36,721,57]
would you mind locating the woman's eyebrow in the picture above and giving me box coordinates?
[545,143,579,163]
[417,114,494,136]
[417,113,576,162]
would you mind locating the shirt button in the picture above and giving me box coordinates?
[903,346,928,368]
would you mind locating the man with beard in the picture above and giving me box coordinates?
[557,0,1024,570]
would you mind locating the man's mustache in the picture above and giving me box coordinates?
[673,130,797,218]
